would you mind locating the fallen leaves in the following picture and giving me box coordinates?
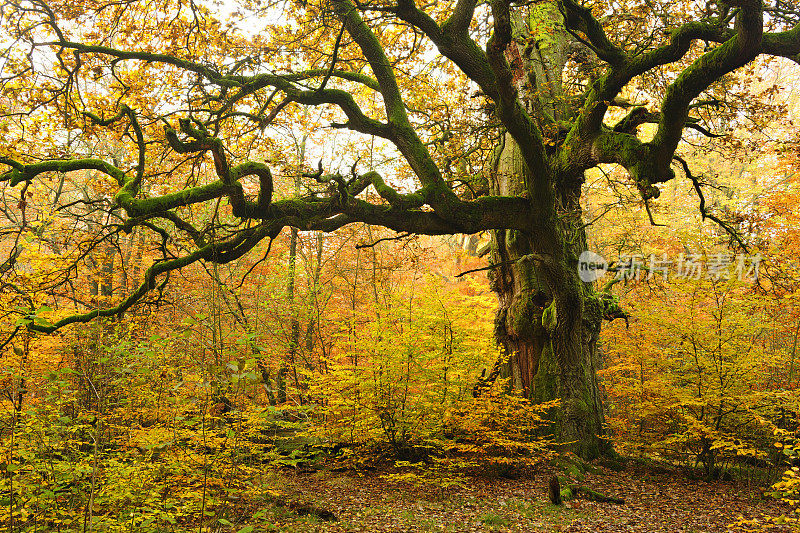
[250,460,796,532]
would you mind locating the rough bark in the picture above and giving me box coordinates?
[486,6,610,459]
[489,135,609,459]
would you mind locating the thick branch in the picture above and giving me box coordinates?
[486,0,552,204]
[393,0,499,99]
[558,0,626,66]
[650,2,764,175]
[334,0,460,215]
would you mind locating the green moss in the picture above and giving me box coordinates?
[507,295,541,338]
[561,397,589,420]
[10,158,127,187]
[118,181,231,216]
[593,131,648,164]
[531,341,559,403]
[526,4,561,50]
[541,300,557,331]
[583,295,603,326]
[553,459,585,482]
[506,228,523,250]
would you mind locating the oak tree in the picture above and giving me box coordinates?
[1,0,799,457]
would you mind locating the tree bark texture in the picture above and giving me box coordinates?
[488,7,610,459]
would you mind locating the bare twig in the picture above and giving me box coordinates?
[355,232,412,249]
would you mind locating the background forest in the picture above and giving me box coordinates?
[2,106,800,531]
[2,0,800,531]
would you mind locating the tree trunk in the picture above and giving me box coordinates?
[486,6,611,459]
[284,131,308,401]
[489,137,609,459]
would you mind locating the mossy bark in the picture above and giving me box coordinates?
[487,7,610,459]
[488,148,609,459]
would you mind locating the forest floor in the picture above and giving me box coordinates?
[237,459,797,532]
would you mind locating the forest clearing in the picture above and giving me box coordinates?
[1,0,800,531]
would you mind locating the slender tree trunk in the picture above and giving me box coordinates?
[287,225,300,367]
[284,133,308,401]
[303,232,325,356]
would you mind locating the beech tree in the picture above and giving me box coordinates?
[1,0,798,458]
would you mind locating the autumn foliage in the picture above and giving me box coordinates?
[1,0,800,531]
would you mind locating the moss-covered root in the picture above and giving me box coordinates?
[559,480,625,505]
[262,490,338,521]
[549,453,625,505]
[553,475,625,505]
